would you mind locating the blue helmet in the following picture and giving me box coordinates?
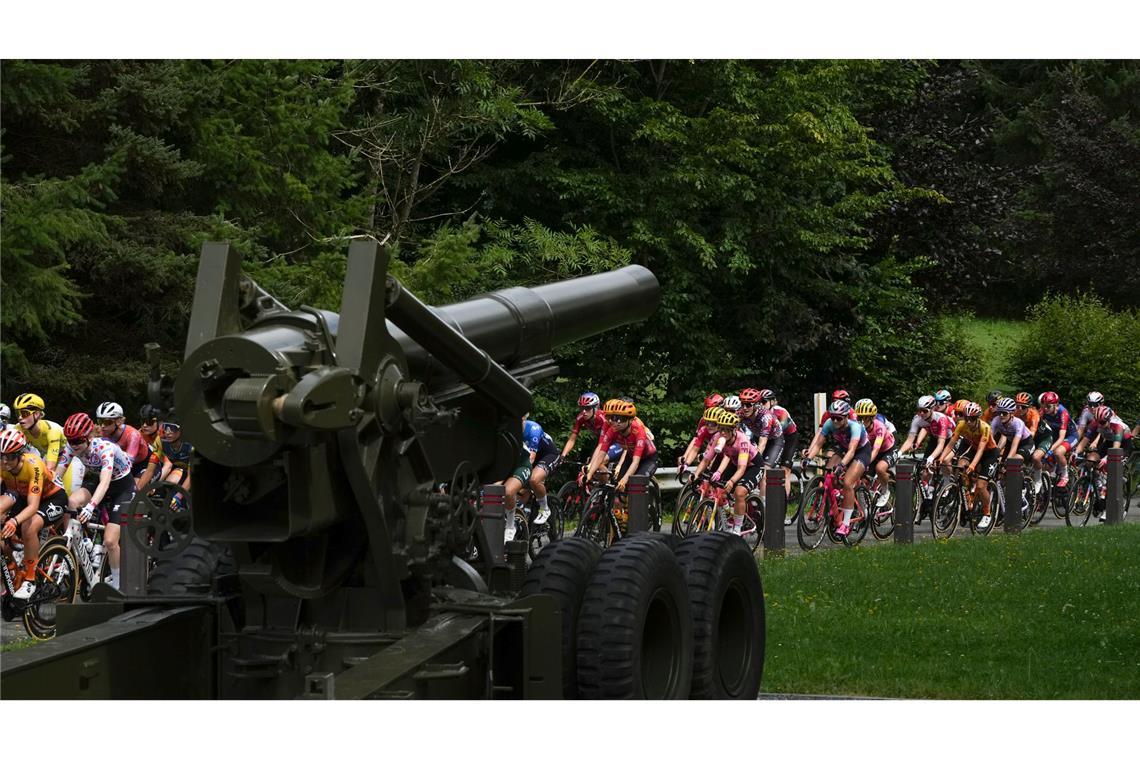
[934,389,952,403]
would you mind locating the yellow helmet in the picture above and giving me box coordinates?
[14,393,45,413]
[854,398,877,417]
[709,408,739,428]
[701,406,721,425]
[603,398,636,418]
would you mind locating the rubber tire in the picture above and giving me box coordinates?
[23,543,79,640]
[931,482,961,539]
[520,537,604,699]
[577,538,693,699]
[674,532,765,699]
[796,486,828,551]
[147,536,235,595]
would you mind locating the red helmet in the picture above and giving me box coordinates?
[1095,406,1114,424]
[0,428,27,455]
[1039,391,1059,405]
[832,389,850,401]
[739,388,762,404]
[63,412,94,440]
[704,393,724,409]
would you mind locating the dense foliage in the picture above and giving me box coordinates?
[2,60,1135,455]
[1009,295,1140,422]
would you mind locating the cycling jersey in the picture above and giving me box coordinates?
[691,422,718,450]
[22,419,65,465]
[865,416,896,453]
[877,413,896,437]
[1014,407,1040,436]
[58,438,133,482]
[162,438,194,468]
[908,411,953,440]
[571,410,608,437]
[953,420,997,451]
[1084,415,1133,444]
[703,429,757,467]
[598,417,657,459]
[1,450,64,499]
[820,419,869,450]
[770,405,798,435]
[743,410,782,442]
[522,420,559,458]
[990,415,1033,444]
[982,405,998,424]
[105,423,148,464]
[1076,406,1098,432]
[1040,404,1076,440]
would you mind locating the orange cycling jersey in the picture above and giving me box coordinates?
[1,450,64,499]
[1015,407,1040,436]
[953,420,997,451]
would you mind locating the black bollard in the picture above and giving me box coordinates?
[627,475,649,533]
[1003,459,1024,534]
[763,468,786,555]
[895,461,915,544]
[480,484,506,562]
[1106,449,1124,525]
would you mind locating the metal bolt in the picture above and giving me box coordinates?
[198,359,222,380]
[348,409,363,423]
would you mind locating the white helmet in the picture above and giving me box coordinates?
[722,395,742,412]
[0,403,10,425]
[1086,391,1104,405]
[96,401,124,420]
[916,395,936,411]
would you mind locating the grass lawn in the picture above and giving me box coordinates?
[955,316,1028,402]
[759,524,1140,698]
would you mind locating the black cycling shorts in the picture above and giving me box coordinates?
[736,461,767,492]
[871,443,898,470]
[616,453,658,481]
[5,489,70,526]
[533,451,561,475]
[761,438,785,468]
[961,447,1000,481]
[96,476,137,526]
[850,442,873,470]
[779,430,799,468]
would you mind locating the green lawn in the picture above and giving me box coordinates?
[955,316,1028,402]
[759,524,1140,698]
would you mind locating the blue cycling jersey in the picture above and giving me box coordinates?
[820,419,869,449]
[523,419,558,457]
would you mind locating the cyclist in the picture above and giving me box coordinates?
[502,418,533,542]
[939,402,998,530]
[990,397,1035,462]
[680,394,724,469]
[0,428,70,599]
[159,413,194,501]
[739,388,784,469]
[96,402,150,482]
[760,389,799,511]
[1013,392,1040,437]
[561,392,607,463]
[1074,391,1105,443]
[804,399,872,538]
[13,393,65,475]
[690,408,760,535]
[1033,391,1075,488]
[1,403,15,432]
[934,389,955,422]
[523,415,560,525]
[135,404,168,494]
[855,399,896,507]
[585,399,657,493]
[55,413,135,591]
[982,390,1003,424]
[899,395,953,469]
[817,389,857,430]
[1076,406,1133,507]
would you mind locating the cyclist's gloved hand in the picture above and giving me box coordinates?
[79,504,95,524]
[925,456,936,469]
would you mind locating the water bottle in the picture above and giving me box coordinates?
[92,543,106,573]
[82,536,94,557]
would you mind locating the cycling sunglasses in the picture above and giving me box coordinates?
[67,437,88,447]
[161,422,182,434]
[98,418,118,425]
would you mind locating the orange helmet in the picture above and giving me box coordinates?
[603,398,636,418]
[739,388,762,404]
[1015,392,1032,406]
[954,399,970,415]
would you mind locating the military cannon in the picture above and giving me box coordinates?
[1,240,765,699]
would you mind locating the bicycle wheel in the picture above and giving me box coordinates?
[649,478,664,531]
[1051,478,1070,519]
[868,484,895,541]
[931,481,961,540]
[1125,455,1138,513]
[685,499,717,534]
[1018,480,1035,530]
[796,486,828,551]
[1030,474,1051,526]
[978,481,1000,535]
[844,487,871,546]
[674,487,701,537]
[738,513,762,552]
[528,500,561,560]
[575,492,614,548]
[1065,477,1094,527]
[745,494,764,543]
[557,482,585,530]
[785,473,803,526]
[22,543,79,640]
[912,476,931,525]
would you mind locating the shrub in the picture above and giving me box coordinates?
[1009,294,1140,421]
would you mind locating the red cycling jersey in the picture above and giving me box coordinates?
[572,409,608,437]
[599,417,657,459]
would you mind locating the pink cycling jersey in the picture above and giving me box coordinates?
[908,411,953,440]
[57,437,133,481]
[744,410,782,441]
[599,417,657,458]
[867,416,896,452]
[703,428,757,466]
[771,405,798,435]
